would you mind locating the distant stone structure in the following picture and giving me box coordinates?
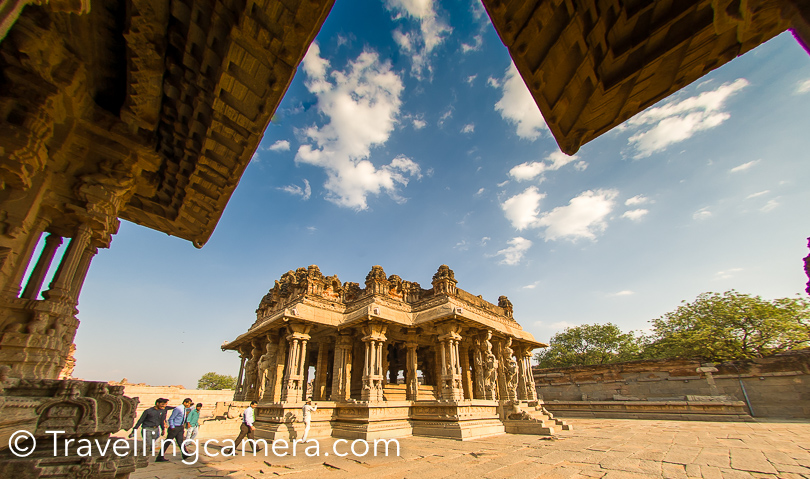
[534,349,810,420]
[223,265,569,440]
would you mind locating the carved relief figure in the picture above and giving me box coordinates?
[484,352,498,399]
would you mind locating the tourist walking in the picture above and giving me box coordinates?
[131,398,169,462]
[301,400,317,442]
[186,402,202,442]
[235,400,260,452]
[166,397,193,460]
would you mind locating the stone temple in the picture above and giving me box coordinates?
[0,0,807,476]
[222,265,568,440]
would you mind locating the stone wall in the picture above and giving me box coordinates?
[115,383,236,423]
[533,349,810,419]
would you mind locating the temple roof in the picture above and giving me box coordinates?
[222,265,547,350]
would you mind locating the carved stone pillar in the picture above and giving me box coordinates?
[68,245,97,303]
[20,233,62,300]
[281,323,311,402]
[361,321,386,402]
[499,337,519,401]
[313,342,329,400]
[459,340,473,400]
[473,334,485,399]
[257,332,278,403]
[244,338,263,401]
[522,347,538,401]
[234,350,248,401]
[438,322,463,401]
[2,216,48,298]
[42,223,91,303]
[405,329,419,400]
[482,330,498,400]
[330,331,353,401]
[269,332,287,402]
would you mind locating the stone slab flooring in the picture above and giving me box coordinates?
[129,419,810,479]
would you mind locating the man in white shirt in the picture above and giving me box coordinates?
[301,400,317,442]
[235,400,260,452]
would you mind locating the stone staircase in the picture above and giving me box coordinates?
[382,383,438,401]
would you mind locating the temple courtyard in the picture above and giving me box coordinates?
[129,418,810,479]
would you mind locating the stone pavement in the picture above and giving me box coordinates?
[129,419,810,479]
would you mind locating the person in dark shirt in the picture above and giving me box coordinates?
[132,398,169,462]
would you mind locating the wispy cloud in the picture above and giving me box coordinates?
[508,151,582,182]
[412,118,427,129]
[495,237,532,265]
[461,34,483,53]
[474,187,485,196]
[486,76,500,88]
[461,124,475,134]
[608,290,635,297]
[625,195,649,206]
[385,0,451,79]
[295,44,420,210]
[278,179,312,200]
[537,189,618,241]
[730,159,760,173]
[714,268,743,280]
[693,207,712,220]
[438,108,453,127]
[268,140,291,152]
[746,190,769,199]
[760,199,779,212]
[465,74,477,85]
[625,79,748,158]
[523,281,540,289]
[621,209,649,221]
[797,79,810,94]
[494,62,548,140]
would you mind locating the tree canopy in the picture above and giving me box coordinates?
[643,290,810,362]
[197,372,237,390]
[534,322,642,368]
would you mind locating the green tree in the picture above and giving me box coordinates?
[197,372,237,390]
[534,323,642,368]
[643,291,810,362]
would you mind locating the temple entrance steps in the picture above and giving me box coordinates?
[383,383,407,401]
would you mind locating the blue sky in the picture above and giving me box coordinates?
[71,0,810,388]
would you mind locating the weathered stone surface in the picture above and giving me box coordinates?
[224,265,553,441]
[481,0,808,154]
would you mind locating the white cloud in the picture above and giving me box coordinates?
[626,79,748,158]
[625,195,648,206]
[461,34,483,53]
[574,160,588,171]
[278,179,312,200]
[621,209,649,221]
[536,189,618,241]
[268,140,291,152]
[495,62,548,140]
[306,226,317,232]
[454,240,469,251]
[523,281,540,289]
[438,108,453,127]
[496,180,509,187]
[474,187,485,196]
[730,159,760,173]
[609,290,635,297]
[486,76,500,88]
[693,207,712,220]
[508,151,580,181]
[714,268,743,280]
[251,151,261,163]
[797,79,810,94]
[496,237,532,265]
[746,190,769,199]
[412,118,427,129]
[385,0,451,79]
[480,236,490,246]
[760,199,779,212]
[501,186,545,230]
[295,44,420,210]
[466,74,477,84]
[461,124,475,134]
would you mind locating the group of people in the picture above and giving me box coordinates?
[131,397,202,462]
[131,397,319,460]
